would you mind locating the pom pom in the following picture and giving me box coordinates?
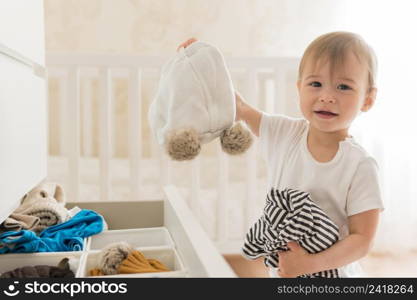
[98,242,135,275]
[166,128,201,161]
[220,122,253,155]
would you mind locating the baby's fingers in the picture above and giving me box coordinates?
[177,38,197,51]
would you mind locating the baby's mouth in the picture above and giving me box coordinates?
[314,110,339,118]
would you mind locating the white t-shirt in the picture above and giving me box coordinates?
[259,112,384,277]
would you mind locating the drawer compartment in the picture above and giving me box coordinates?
[0,251,84,278]
[87,227,175,250]
[81,247,186,278]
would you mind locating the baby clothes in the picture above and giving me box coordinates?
[242,188,340,278]
[0,213,40,233]
[0,258,74,278]
[40,209,104,239]
[117,250,169,274]
[89,246,170,276]
[14,181,69,233]
[148,41,235,146]
[0,209,104,253]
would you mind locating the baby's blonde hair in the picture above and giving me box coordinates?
[298,31,377,91]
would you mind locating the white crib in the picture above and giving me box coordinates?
[45,52,299,253]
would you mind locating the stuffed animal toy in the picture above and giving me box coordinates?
[148,41,253,161]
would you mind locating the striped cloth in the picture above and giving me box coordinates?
[242,188,340,278]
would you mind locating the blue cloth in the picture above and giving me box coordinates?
[0,209,104,254]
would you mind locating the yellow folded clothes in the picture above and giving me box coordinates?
[117,250,170,274]
[89,268,105,276]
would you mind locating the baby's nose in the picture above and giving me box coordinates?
[319,94,336,104]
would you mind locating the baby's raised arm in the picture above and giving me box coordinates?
[235,91,262,137]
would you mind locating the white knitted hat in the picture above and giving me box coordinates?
[148,41,235,146]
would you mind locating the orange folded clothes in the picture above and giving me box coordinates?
[89,268,105,276]
[117,250,169,274]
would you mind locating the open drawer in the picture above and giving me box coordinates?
[65,185,236,278]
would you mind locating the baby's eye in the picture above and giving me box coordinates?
[337,84,351,90]
[309,81,321,87]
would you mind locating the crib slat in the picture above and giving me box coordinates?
[128,68,142,201]
[274,68,287,114]
[217,143,229,242]
[59,75,68,155]
[82,77,93,157]
[244,69,259,230]
[265,78,275,113]
[159,146,173,188]
[156,66,172,189]
[190,156,201,220]
[158,148,164,188]
[98,67,112,202]
[67,66,80,202]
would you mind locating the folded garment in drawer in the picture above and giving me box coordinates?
[0,209,104,254]
[82,247,186,278]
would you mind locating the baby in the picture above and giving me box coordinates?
[178,32,384,277]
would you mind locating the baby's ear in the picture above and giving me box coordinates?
[296,80,301,91]
[220,122,253,155]
[166,128,201,161]
[361,87,377,112]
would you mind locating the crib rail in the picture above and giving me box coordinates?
[46,53,299,252]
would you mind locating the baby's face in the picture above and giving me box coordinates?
[297,51,374,135]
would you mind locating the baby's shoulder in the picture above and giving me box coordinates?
[341,138,378,167]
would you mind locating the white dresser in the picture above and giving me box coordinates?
[0,0,235,278]
[0,0,47,223]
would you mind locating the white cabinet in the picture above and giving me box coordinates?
[0,0,45,65]
[0,0,46,224]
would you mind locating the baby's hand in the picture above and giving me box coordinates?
[177,38,197,51]
[277,241,312,277]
